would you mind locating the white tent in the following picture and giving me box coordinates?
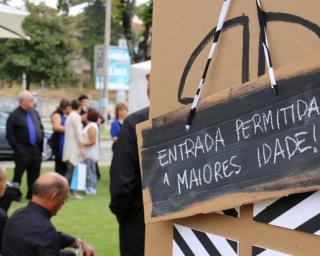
[0,3,28,39]
[128,60,151,113]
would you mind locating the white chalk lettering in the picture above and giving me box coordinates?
[295,131,312,153]
[262,143,272,164]
[205,133,214,152]
[189,168,200,189]
[185,139,195,159]
[230,155,242,174]
[175,156,242,195]
[273,138,286,164]
[234,97,320,142]
[285,136,298,160]
[257,130,313,167]
[203,164,213,184]
[177,170,188,195]
[157,131,224,167]
[262,110,274,131]
[252,113,264,135]
[163,173,170,186]
[297,99,308,121]
[215,128,226,151]
[257,147,262,168]
[308,97,320,118]
[214,162,223,182]
[157,149,168,167]
[168,146,177,164]
[195,136,205,156]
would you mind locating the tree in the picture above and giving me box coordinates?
[112,0,153,62]
[77,0,123,78]
[77,0,105,78]
[0,4,80,88]
[136,0,152,61]
[112,0,137,61]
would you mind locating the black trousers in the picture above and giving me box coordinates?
[119,208,145,256]
[0,186,22,212]
[13,147,42,199]
[54,154,67,177]
[65,161,74,185]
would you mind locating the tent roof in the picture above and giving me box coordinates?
[132,60,151,71]
[0,3,29,39]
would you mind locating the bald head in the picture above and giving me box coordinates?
[32,172,68,198]
[18,90,34,110]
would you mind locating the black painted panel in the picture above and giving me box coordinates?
[142,70,320,217]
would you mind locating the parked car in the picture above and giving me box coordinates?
[0,112,53,160]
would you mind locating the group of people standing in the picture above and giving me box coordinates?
[4,91,97,255]
[6,92,101,201]
[2,72,150,255]
[51,95,102,198]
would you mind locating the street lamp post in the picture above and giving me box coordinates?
[102,0,111,113]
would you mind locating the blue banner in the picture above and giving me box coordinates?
[108,46,131,86]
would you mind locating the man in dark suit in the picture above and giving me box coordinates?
[109,73,150,256]
[1,172,96,256]
[0,166,8,253]
[6,90,44,199]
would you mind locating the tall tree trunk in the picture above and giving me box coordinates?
[26,73,31,90]
[120,0,137,62]
[138,23,151,61]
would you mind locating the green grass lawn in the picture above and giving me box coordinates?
[7,166,119,255]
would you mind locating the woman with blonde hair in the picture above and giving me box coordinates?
[110,102,128,143]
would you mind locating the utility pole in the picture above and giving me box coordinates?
[102,0,111,114]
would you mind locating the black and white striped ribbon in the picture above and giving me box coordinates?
[256,0,279,95]
[186,0,232,131]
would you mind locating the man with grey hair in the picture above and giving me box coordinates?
[6,90,44,199]
[2,172,96,256]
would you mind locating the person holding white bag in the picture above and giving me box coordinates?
[82,108,100,195]
[63,100,84,200]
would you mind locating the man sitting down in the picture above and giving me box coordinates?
[1,172,96,256]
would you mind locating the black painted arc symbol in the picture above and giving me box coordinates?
[258,12,320,76]
[179,12,320,106]
[178,15,250,105]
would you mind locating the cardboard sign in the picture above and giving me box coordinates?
[252,246,289,256]
[140,61,320,222]
[150,0,320,118]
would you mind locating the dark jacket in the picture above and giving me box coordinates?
[1,202,75,256]
[109,107,149,222]
[6,107,44,154]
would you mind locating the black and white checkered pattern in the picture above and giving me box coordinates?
[186,0,232,131]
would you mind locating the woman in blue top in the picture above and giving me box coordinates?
[110,102,128,143]
[50,99,71,176]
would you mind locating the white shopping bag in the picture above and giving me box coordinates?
[70,163,87,191]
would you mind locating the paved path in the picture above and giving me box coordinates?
[0,138,113,168]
